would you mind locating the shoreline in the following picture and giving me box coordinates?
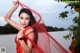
[0,30,70,35]
[0,31,71,53]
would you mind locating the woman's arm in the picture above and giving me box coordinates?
[17,28,34,53]
[4,0,23,30]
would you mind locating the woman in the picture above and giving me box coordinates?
[4,0,36,53]
[4,0,70,53]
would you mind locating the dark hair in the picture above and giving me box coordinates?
[18,8,36,26]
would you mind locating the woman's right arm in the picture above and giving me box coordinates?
[4,0,22,30]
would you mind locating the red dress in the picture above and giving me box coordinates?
[15,26,30,53]
[14,2,70,53]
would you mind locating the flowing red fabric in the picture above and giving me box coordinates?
[69,36,74,53]
[15,2,69,53]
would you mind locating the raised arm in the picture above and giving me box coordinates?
[4,0,23,30]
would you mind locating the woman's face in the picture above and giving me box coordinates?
[19,12,30,27]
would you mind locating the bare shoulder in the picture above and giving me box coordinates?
[27,26,34,33]
[25,26,34,35]
[29,27,34,31]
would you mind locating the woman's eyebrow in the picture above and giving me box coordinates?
[25,17,30,18]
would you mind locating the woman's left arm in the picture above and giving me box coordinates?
[18,28,34,53]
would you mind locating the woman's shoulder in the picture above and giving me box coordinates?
[26,26,34,31]
[23,26,34,35]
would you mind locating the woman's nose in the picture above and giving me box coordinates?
[23,19,26,23]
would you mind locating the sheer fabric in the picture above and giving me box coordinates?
[15,2,69,53]
[15,26,30,53]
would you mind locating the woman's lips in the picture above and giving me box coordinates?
[22,24,26,26]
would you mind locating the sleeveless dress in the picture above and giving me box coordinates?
[15,2,70,53]
[15,26,31,53]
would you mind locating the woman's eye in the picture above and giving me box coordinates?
[26,18,30,20]
[20,17,23,19]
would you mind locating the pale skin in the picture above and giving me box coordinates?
[4,0,34,53]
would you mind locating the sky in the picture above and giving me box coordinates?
[0,0,78,29]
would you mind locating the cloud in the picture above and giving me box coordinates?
[0,17,6,23]
[0,16,20,26]
[0,0,74,28]
[0,17,7,26]
[31,0,58,13]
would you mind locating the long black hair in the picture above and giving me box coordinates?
[18,8,36,26]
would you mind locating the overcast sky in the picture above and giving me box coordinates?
[0,0,77,29]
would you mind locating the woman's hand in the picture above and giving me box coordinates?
[12,0,19,8]
[17,28,24,38]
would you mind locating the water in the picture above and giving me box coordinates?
[0,34,16,53]
[0,31,71,53]
[48,31,72,52]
